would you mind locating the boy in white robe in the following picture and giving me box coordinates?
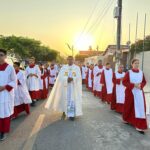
[12,62,32,118]
[25,57,41,106]
[0,49,17,141]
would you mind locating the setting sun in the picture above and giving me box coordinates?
[74,33,95,50]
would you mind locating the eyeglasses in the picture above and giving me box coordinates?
[0,54,5,57]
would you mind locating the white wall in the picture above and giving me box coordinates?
[85,56,104,65]
[136,51,150,114]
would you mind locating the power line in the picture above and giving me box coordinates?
[87,0,115,34]
[79,0,100,36]
[74,0,100,45]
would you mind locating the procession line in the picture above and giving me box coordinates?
[22,114,45,150]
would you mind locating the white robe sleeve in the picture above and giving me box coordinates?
[18,71,26,85]
[7,67,17,89]
[36,65,41,79]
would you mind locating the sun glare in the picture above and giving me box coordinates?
[74,33,95,50]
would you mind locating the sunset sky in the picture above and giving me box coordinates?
[0,0,150,56]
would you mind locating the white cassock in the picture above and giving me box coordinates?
[115,72,126,104]
[129,70,146,119]
[49,68,57,85]
[0,64,17,119]
[88,69,93,88]
[44,69,49,90]
[81,66,87,80]
[39,69,45,91]
[54,64,59,74]
[104,68,114,94]
[45,64,83,117]
[14,70,32,106]
[93,66,104,92]
[25,65,41,92]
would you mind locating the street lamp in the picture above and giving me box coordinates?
[66,43,74,57]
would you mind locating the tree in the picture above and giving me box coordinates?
[0,35,61,62]
[75,54,87,62]
[130,35,150,55]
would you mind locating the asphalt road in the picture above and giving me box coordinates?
[0,87,150,150]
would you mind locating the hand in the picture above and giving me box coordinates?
[31,74,38,78]
[29,73,33,77]
[96,72,101,76]
[134,83,141,89]
[101,84,104,87]
[137,84,141,89]
[68,77,73,83]
[0,86,6,92]
[120,78,124,81]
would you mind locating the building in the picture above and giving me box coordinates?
[84,55,104,65]
[102,45,129,71]
[79,50,103,57]
[76,47,104,64]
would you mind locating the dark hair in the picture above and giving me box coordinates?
[106,62,110,65]
[131,58,139,64]
[0,49,7,55]
[30,57,35,60]
[67,56,73,59]
[14,62,20,67]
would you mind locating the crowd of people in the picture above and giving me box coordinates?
[0,47,149,142]
[0,49,59,141]
[81,58,148,135]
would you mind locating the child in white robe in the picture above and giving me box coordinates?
[0,49,17,141]
[25,57,41,106]
[12,62,32,118]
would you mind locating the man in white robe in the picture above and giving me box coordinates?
[45,56,82,121]
[0,49,17,141]
[25,57,41,106]
[13,62,32,118]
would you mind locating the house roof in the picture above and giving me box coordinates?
[79,50,103,56]
[103,45,129,56]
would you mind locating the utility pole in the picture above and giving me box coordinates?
[142,14,147,71]
[116,0,122,53]
[66,43,74,57]
[134,13,139,57]
[114,0,122,71]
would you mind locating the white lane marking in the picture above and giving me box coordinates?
[22,114,45,150]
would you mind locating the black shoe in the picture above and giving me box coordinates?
[30,100,36,107]
[69,117,75,121]
[0,133,6,141]
[138,131,145,135]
